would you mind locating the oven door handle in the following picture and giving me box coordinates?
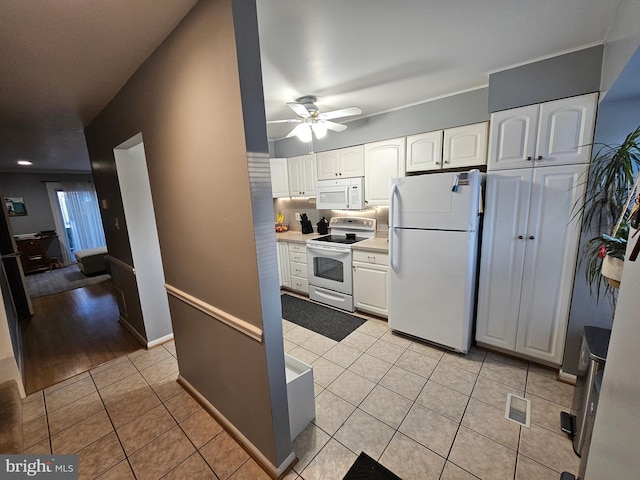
[306,244,350,258]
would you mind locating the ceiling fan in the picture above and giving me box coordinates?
[268,95,362,142]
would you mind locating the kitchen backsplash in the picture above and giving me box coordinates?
[273,198,389,235]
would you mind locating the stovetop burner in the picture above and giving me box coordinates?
[314,234,367,245]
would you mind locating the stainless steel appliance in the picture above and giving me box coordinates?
[306,217,376,311]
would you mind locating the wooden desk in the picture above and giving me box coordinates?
[15,234,58,274]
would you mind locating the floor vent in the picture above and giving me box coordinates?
[505,393,531,427]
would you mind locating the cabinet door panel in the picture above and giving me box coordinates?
[475,170,532,350]
[301,153,317,195]
[536,93,597,167]
[406,131,443,172]
[516,165,587,364]
[316,151,339,180]
[288,156,303,195]
[277,242,291,288]
[353,262,388,317]
[364,138,406,206]
[443,122,488,168]
[488,106,538,170]
[269,158,289,198]
[339,146,365,178]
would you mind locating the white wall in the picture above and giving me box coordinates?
[600,0,640,98]
[114,137,172,343]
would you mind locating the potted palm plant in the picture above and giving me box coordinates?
[579,125,640,303]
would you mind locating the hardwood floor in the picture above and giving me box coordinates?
[20,280,141,394]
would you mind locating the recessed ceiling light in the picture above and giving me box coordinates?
[17,160,32,166]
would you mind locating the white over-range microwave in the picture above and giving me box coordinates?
[315,177,365,210]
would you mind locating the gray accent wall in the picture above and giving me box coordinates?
[0,172,93,260]
[274,88,490,157]
[84,0,292,469]
[488,45,603,113]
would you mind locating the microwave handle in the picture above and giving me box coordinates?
[345,186,350,209]
[389,182,399,271]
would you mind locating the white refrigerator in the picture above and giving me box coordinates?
[388,170,482,353]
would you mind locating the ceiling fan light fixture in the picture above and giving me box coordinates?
[312,121,327,139]
[295,124,313,142]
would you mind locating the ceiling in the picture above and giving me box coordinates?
[0,0,625,173]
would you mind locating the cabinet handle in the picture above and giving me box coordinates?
[528,235,535,240]
[335,173,338,176]
[526,156,532,161]
[435,161,440,165]
[518,235,524,239]
[536,155,543,161]
[339,172,342,176]
[444,160,450,164]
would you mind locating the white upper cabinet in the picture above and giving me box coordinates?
[535,94,597,167]
[316,146,364,180]
[487,105,538,170]
[364,137,406,206]
[405,123,487,173]
[488,93,597,170]
[406,131,443,172]
[270,158,290,198]
[443,122,489,168]
[288,153,316,196]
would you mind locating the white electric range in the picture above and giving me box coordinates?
[306,217,377,311]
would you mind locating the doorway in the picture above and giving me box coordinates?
[113,133,172,344]
[45,181,106,266]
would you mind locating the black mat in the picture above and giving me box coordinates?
[343,452,403,480]
[281,294,366,342]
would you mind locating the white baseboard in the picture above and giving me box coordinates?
[178,375,296,479]
[558,369,577,385]
[118,316,147,348]
[147,333,174,349]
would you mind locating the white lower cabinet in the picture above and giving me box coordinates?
[353,250,389,317]
[277,242,308,294]
[475,164,587,365]
[277,241,290,289]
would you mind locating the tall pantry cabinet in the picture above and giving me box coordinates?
[475,93,597,365]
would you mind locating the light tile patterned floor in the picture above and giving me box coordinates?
[284,316,580,480]
[22,314,579,480]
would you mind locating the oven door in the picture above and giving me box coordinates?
[306,243,353,294]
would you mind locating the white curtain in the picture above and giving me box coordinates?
[61,182,106,251]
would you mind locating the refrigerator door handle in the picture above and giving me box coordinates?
[390,183,399,270]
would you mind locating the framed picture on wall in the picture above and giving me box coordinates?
[4,197,27,216]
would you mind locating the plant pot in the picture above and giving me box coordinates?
[601,254,624,288]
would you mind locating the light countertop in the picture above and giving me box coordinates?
[275,231,322,244]
[276,230,389,253]
[351,236,389,253]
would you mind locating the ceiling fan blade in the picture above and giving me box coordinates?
[267,119,302,124]
[287,102,311,118]
[324,120,348,132]
[319,106,362,120]
[286,123,312,139]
